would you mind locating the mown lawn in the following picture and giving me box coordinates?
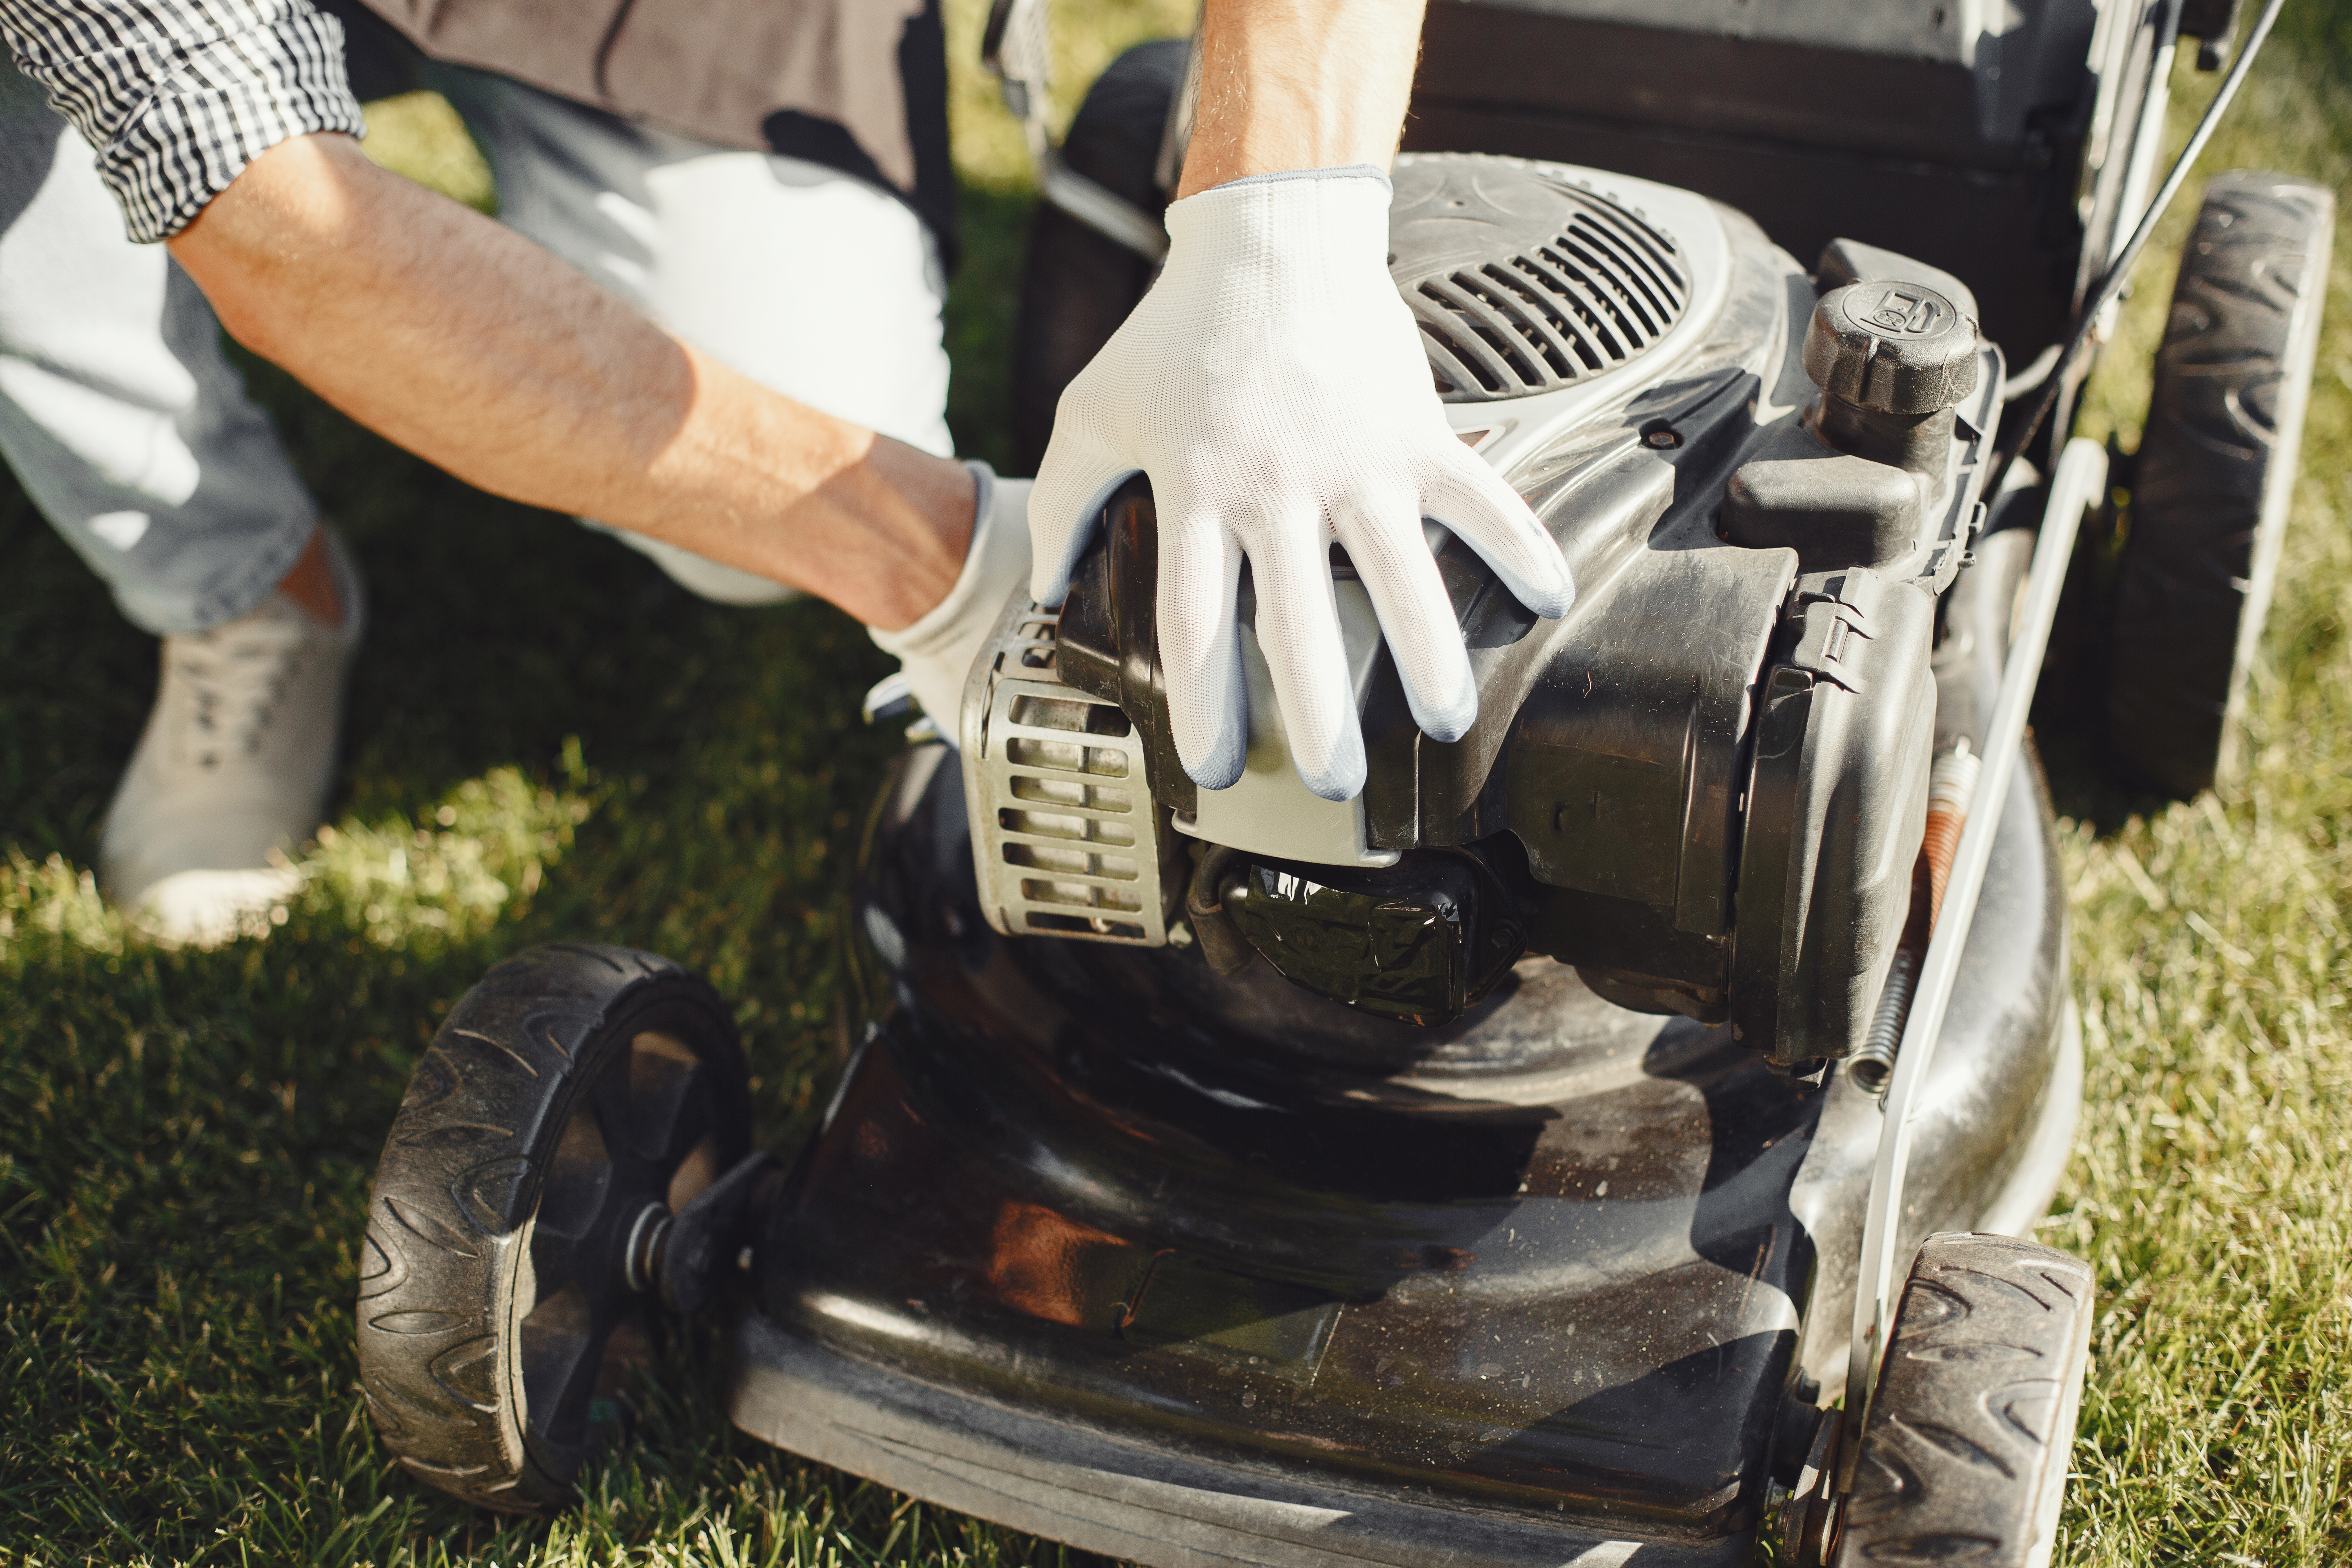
[2,1,2347,1563]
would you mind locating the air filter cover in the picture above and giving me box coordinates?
[1391,156,1692,402]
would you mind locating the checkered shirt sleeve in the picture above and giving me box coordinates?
[0,0,366,243]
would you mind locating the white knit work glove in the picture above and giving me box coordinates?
[1029,167,1575,802]
[870,461,1033,732]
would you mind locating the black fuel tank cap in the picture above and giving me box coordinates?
[1802,281,1980,416]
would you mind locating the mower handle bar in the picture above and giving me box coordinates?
[1986,0,2287,495]
[1840,436,2111,1485]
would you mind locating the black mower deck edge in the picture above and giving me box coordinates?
[728,1314,1750,1568]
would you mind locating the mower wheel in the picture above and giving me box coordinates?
[2106,172,2333,796]
[1833,1233,2093,1568]
[1011,38,1187,472]
[356,944,749,1511]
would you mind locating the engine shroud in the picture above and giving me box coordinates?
[1031,155,2002,1068]
[1389,155,1695,399]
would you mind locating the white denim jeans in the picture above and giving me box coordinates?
[0,56,952,633]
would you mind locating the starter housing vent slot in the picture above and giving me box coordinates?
[960,595,1180,946]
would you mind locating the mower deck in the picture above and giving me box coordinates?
[722,744,2076,1566]
[731,1313,1746,1568]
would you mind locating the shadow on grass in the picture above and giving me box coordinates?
[0,177,1080,1564]
[2027,507,2200,840]
[0,418,913,1555]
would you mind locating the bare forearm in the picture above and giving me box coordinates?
[1176,0,1427,197]
[168,134,967,628]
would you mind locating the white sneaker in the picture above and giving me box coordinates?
[99,530,365,946]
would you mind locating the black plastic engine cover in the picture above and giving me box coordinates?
[1730,571,1940,1064]
[1051,160,2000,1065]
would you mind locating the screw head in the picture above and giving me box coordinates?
[1803,281,1981,415]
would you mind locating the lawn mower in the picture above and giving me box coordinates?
[352,1,2330,1563]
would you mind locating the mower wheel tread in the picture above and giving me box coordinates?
[2107,171,2333,795]
[1834,1232,2093,1568]
[356,944,746,1512]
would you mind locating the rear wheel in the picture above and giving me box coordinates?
[2106,171,2333,796]
[1831,1233,2094,1568]
[1011,38,1187,472]
[355,944,749,1511]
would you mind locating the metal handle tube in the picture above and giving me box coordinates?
[1042,149,1172,261]
[2107,0,2185,274]
[984,0,1174,261]
[1840,437,2111,1470]
[1987,0,2288,496]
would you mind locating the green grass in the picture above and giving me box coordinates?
[2045,9,2352,1556]
[1,2,2346,1561]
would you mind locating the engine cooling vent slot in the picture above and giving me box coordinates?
[1390,155,1690,402]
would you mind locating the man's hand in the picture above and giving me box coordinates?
[1027,0,1574,802]
[168,132,972,631]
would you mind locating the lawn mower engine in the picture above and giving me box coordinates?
[965,152,2000,1074]
[713,154,2079,1566]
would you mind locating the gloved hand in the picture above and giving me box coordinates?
[870,462,1033,732]
[1029,167,1575,802]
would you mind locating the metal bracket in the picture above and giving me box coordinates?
[657,1151,780,1316]
[1838,437,2109,1484]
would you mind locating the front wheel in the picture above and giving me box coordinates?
[2106,171,2334,796]
[1831,1232,2094,1568]
[355,944,749,1511]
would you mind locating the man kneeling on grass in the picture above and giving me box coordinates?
[0,0,1002,944]
[0,0,1572,945]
